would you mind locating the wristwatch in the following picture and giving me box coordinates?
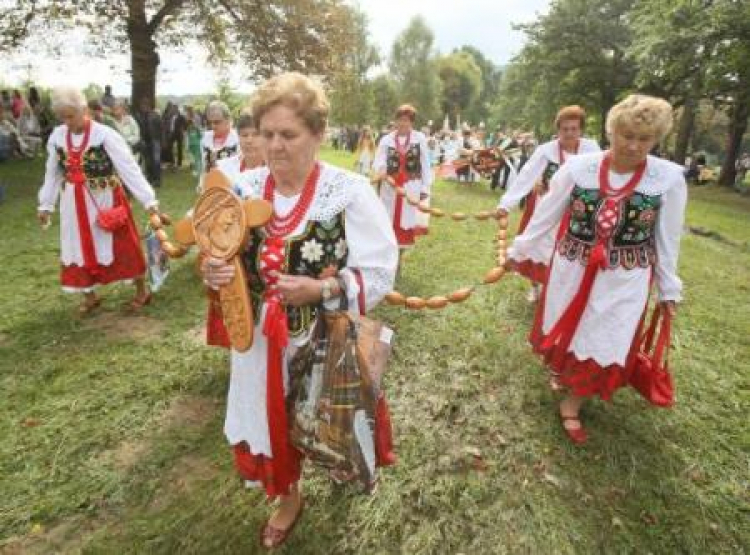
[320,277,335,302]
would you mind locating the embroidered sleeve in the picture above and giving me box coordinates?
[38,131,64,212]
[341,176,398,312]
[654,175,687,302]
[103,126,158,210]
[509,163,576,265]
[499,145,549,212]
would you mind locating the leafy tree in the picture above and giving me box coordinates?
[389,16,442,125]
[495,0,637,142]
[436,51,482,125]
[0,0,357,109]
[457,45,502,126]
[369,75,399,130]
[328,7,380,126]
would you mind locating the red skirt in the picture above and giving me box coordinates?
[60,189,146,289]
[529,278,639,401]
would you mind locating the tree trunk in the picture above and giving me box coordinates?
[127,1,159,109]
[718,89,750,187]
[674,95,698,165]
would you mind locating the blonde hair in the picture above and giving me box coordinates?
[250,72,329,135]
[606,94,673,140]
[51,86,87,113]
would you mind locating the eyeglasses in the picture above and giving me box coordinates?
[208,119,224,126]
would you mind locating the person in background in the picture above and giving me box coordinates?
[28,87,41,114]
[135,98,162,188]
[17,104,42,156]
[199,100,239,190]
[354,126,376,176]
[498,106,600,303]
[1,91,11,114]
[37,86,161,314]
[111,100,141,155]
[0,103,32,158]
[169,105,187,169]
[100,85,116,111]
[11,90,25,120]
[373,104,432,254]
[185,106,204,177]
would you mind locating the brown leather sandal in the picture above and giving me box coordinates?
[78,298,101,315]
[127,293,152,311]
[259,500,305,550]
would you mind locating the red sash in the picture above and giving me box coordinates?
[66,120,99,276]
[540,153,646,363]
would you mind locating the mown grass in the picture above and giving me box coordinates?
[0,148,748,554]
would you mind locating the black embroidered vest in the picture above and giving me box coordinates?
[558,185,661,270]
[57,145,119,189]
[204,144,238,171]
[242,213,348,337]
[386,143,422,180]
[540,160,560,189]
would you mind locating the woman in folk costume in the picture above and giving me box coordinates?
[201,73,398,549]
[373,104,432,251]
[198,100,239,191]
[498,106,600,301]
[37,86,160,314]
[216,113,265,182]
[353,125,376,176]
[205,113,266,346]
[508,94,687,444]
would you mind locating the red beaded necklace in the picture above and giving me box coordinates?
[598,151,647,200]
[65,119,92,184]
[558,139,579,165]
[263,162,320,237]
[66,118,92,155]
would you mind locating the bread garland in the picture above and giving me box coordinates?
[385,214,510,310]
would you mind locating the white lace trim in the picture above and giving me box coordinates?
[233,162,361,221]
[360,267,394,305]
[570,153,681,196]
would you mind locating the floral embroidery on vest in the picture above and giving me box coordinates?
[386,144,422,179]
[559,185,660,269]
[242,213,348,337]
[57,144,119,190]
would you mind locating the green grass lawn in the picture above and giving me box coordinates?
[0,148,748,554]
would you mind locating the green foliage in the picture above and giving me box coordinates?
[369,75,400,130]
[456,45,503,126]
[494,0,638,141]
[436,51,482,124]
[328,7,380,126]
[389,16,443,126]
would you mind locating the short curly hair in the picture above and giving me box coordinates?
[606,94,673,141]
[250,72,329,135]
[395,104,417,122]
[555,105,586,130]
